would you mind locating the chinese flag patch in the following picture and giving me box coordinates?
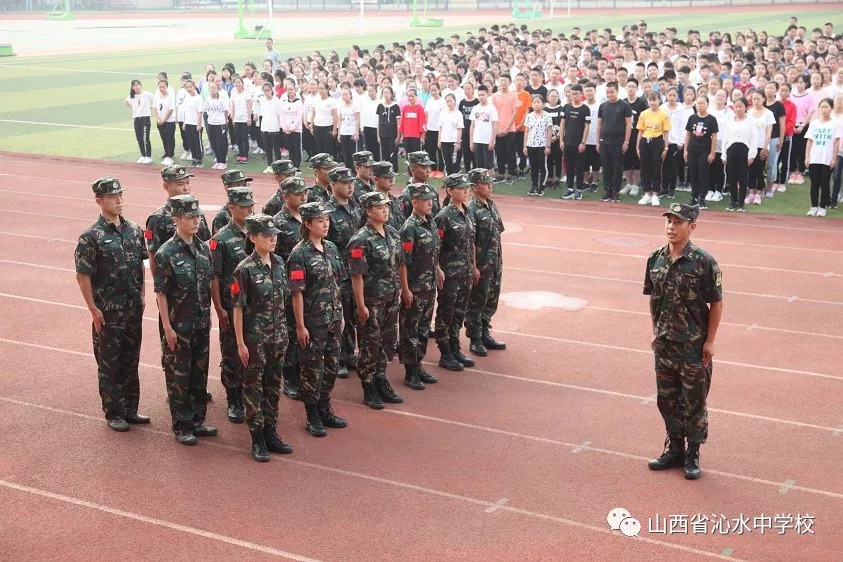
[350,248,364,259]
[209,239,218,250]
[437,229,444,239]
[230,280,240,295]
[290,269,305,281]
[144,229,153,240]
[402,241,414,252]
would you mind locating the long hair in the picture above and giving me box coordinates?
[129,79,142,99]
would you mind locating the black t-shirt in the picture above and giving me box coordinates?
[561,103,591,146]
[545,104,564,142]
[626,96,648,131]
[685,113,719,152]
[459,98,480,127]
[525,84,549,101]
[376,103,401,138]
[598,100,633,145]
[764,100,785,138]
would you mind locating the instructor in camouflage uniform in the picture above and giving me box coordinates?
[398,151,441,219]
[262,159,299,217]
[372,161,405,234]
[307,153,339,205]
[351,150,375,204]
[212,169,254,234]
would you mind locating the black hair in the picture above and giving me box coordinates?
[129,79,142,98]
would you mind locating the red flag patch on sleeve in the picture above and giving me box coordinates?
[144,229,153,240]
[350,248,364,259]
[402,241,414,252]
[437,228,444,239]
[209,239,218,250]
[290,269,305,281]
[230,280,240,295]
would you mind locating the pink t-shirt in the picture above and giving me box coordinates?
[790,91,817,125]
[492,90,517,133]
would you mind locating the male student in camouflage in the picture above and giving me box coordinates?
[351,150,375,204]
[262,159,299,217]
[398,151,441,219]
[153,194,217,446]
[307,153,339,205]
[75,176,150,432]
[212,169,254,234]
[644,203,723,480]
[371,161,405,233]
[210,187,254,423]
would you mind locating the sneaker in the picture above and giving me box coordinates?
[204,147,214,156]
[712,192,723,202]
[704,191,714,201]
[145,157,154,164]
[527,186,538,196]
[638,194,652,205]
[753,194,762,205]
[666,191,676,199]
[263,166,273,174]
[698,200,708,210]
[619,185,632,195]
[600,194,613,202]
[588,183,599,193]
[690,198,699,206]
[161,157,174,166]
[737,205,746,213]
[136,156,145,164]
[795,173,804,184]
[777,184,787,192]
[561,175,567,183]
[807,207,818,216]
[180,151,191,160]
[651,195,660,206]
[744,195,753,205]
[764,189,775,198]
[561,188,580,200]
[218,163,227,170]
[536,188,545,197]
[725,204,737,212]
[190,161,203,168]
[630,185,640,197]
[817,207,827,217]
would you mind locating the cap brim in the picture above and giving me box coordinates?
[375,172,397,177]
[175,210,202,217]
[234,199,256,207]
[413,193,436,200]
[447,182,472,189]
[417,160,435,166]
[662,211,691,220]
[263,227,282,236]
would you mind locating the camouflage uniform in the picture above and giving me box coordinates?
[74,177,147,422]
[287,205,344,405]
[398,184,440,366]
[351,150,375,204]
[307,153,338,205]
[232,216,289,432]
[145,166,211,263]
[262,159,298,217]
[153,195,213,434]
[347,192,402,387]
[397,152,442,219]
[644,206,722,445]
[212,170,254,235]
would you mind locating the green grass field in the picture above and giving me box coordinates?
[0,8,839,216]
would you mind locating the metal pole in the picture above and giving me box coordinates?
[267,0,275,40]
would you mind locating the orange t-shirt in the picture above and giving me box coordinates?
[514,90,532,131]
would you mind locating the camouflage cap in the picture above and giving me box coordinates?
[309,152,339,170]
[221,169,254,185]
[281,176,308,195]
[443,172,471,189]
[663,202,699,222]
[372,161,397,177]
[352,150,375,166]
[161,164,193,181]
[467,168,493,184]
[91,176,123,197]
[328,167,355,182]
[245,213,281,236]
[409,182,437,200]
[299,201,330,220]
[359,191,390,208]
[407,151,435,166]
[226,187,255,206]
[168,194,202,217]
[271,159,298,175]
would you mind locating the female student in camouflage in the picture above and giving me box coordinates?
[287,202,347,437]
[348,191,404,410]
[232,214,294,462]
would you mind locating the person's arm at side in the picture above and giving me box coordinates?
[399,263,413,308]
[469,120,475,152]
[581,121,590,152]
[292,291,308,348]
[210,279,228,332]
[623,115,632,150]
[709,132,717,163]
[351,273,368,324]
[776,113,785,150]
[558,117,566,150]
[804,138,813,170]
[703,300,723,366]
[683,130,691,162]
[489,119,498,151]
[156,293,177,351]
[544,121,552,155]
[233,305,248,366]
[595,117,602,153]
[75,274,104,333]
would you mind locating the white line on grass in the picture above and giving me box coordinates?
[0,119,131,132]
[0,64,158,76]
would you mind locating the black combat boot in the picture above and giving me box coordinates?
[647,437,685,470]
[250,428,270,462]
[451,340,476,367]
[481,329,507,350]
[375,376,404,403]
[125,412,150,424]
[337,363,349,379]
[263,424,293,454]
[304,402,327,437]
[317,398,348,428]
[403,364,425,390]
[438,342,463,371]
[684,442,702,480]
[206,391,213,402]
[282,365,299,400]
[345,355,358,371]
[469,338,488,357]
[417,364,438,384]
[226,388,244,423]
[362,381,385,410]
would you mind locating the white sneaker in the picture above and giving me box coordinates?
[136,156,145,164]
[161,157,174,166]
[651,195,661,206]
[630,185,640,197]
[713,191,723,202]
[807,207,818,216]
[263,166,273,174]
[144,157,154,164]
[817,207,827,217]
[217,163,227,170]
[619,185,632,195]
[704,191,714,201]
[638,194,652,205]
[561,175,567,183]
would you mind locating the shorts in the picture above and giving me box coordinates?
[624,131,641,170]
[584,145,601,171]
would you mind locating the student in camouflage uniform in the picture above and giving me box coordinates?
[326,166,363,378]
[398,151,441,219]
[262,159,299,217]
[307,153,339,205]
[272,176,308,399]
[287,202,348,437]
[351,150,375,204]
[348,191,404,409]
[371,161,405,234]
[75,177,150,432]
[232,214,294,462]
[464,169,507,357]
[398,183,443,390]
[153,195,218,446]
[212,170,254,234]
[210,187,254,423]
[434,173,478,371]
[644,203,723,480]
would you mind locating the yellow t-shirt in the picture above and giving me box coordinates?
[637,108,671,139]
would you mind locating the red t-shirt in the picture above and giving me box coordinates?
[275,84,286,99]
[400,103,426,138]
[782,99,796,137]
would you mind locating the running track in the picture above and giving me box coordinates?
[0,152,840,560]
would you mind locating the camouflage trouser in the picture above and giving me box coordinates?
[92,307,143,420]
[218,306,243,391]
[244,339,287,431]
[298,319,341,404]
[434,275,472,345]
[464,261,502,339]
[282,297,299,369]
[162,328,210,433]
[357,293,399,384]
[653,339,712,444]
[398,290,434,365]
[340,281,358,365]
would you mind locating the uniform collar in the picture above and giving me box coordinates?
[278,206,302,223]
[660,240,697,262]
[249,251,279,268]
[97,214,125,231]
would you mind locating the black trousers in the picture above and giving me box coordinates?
[251,120,264,149]
[639,137,664,193]
[527,146,547,189]
[281,131,302,168]
[440,141,460,174]
[461,126,474,171]
[661,143,681,193]
[547,142,563,180]
[380,136,398,170]
[424,131,441,172]
[302,125,316,158]
[709,152,725,193]
[157,121,176,158]
[514,130,526,171]
[339,134,357,168]
[178,122,190,152]
[726,143,749,206]
[748,148,765,190]
[207,123,228,164]
[809,163,831,208]
[133,116,151,157]
[777,137,792,184]
[262,131,282,165]
[687,149,711,200]
[314,125,335,155]
[184,124,202,163]
[600,143,624,194]
[233,122,249,158]
[790,129,807,173]
[495,132,516,176]
[563,144,585,191]
[363,127,380,160]
[405,137,421,153]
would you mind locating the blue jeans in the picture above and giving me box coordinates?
[766,138,781,188]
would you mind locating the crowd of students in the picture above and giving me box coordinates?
[124,19,843,215]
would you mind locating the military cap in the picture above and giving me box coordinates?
[309,153,339,170]
[226,187,255,206]
[373,161,397,177]
[245,214,281,236]
[91,176,123,197]
[352,150,375,166]
[663,202,699,222]
[271,159,298,175]
[281,176,308,194]
[161,164,193,181]
[359,191,390,208]
[221,169,254,185]
[168,194,202,217]
[407,151,435,166]
[443,173,471,189]
[328,167,355,182]
[409,183,436,200]
[299,201,330,220]
[467,168,493,184]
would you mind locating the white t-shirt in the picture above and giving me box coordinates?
[805,118,841,165]
[302,93,318,124]
[205,95,228,126]
[748,108,775,148]
[438,108,464,143]
[180,93,203,127]
[337,102,360,136]
[229,89,251,123]
[523,112,553,147]
[260,96,282,132]
[442,86,466,105]
[709,106,735,152]
[425,96,445,131]
[469,103,499,144]
[312,96,336,127]
[661,103,692,145]
[175,87,188,122]
[251,85,264,118]
[125,91,154,119]
[152,92,176,123]
[585,101,601,145]
[360,96,380,129]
